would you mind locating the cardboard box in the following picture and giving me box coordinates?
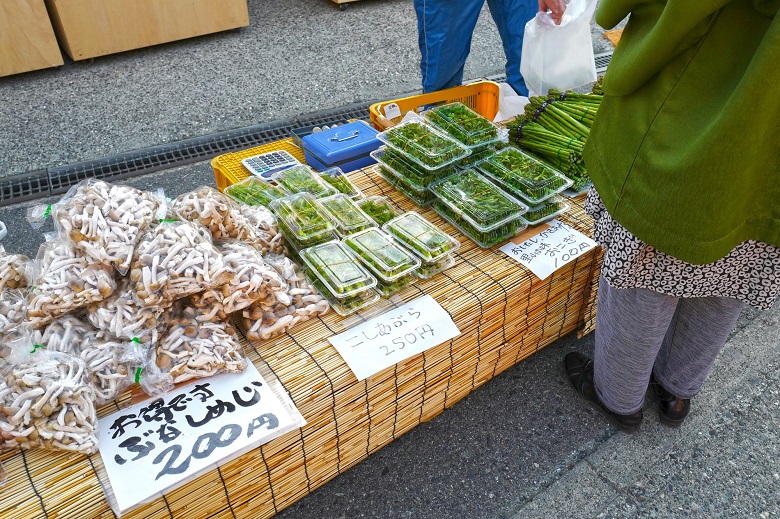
[45,0,250,60]
[0,0,63,77]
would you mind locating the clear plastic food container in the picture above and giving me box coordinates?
[373,164,437,207]
[429,169,528,247]
[477,147,573,205]
[319,167,363,200]
[269,193,336,248]
[371,147,454,190]
[271,164,337,199]
[376,273,416,296]
[356,195,400,226]
[382,211,460,262]
[376,120,470,170]
[300,240,377,297]
[224,176,291,207]
[423,102,500,147]
[521,196,570,226]
[415,254,455,279]
[306,270,380,316]
[459,143,496,167]
[318,193,376,237]
[343,227,421,282]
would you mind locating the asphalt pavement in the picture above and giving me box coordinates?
[0,1,777,517]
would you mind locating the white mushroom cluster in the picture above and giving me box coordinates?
[240,205,287,256]
[0,289,26,340]
[243,254,329,341]
[155,306,246,384]
[86,280,164,346]
[27,240,115,328]
[172,186,258,242]
[190,242,287,321]
[0,248,28,290]
[130,221,234,307]
[42,316,139,405]
[0,351,98,454]
[53,180,160,274]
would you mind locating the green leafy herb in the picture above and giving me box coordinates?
[384,212,455,261]
[301,242,375,296]
[425,102,498,146]
[524,198,567,224]
[345,228,419,280]
[225,177,290,207]
[270,194,334,244]
[376,165,437,206]
[478,148,570,203]
[275,165,336,198]
[383,147,454,188]
[431,169,524,225]
[382,121,467,168]
[321,172,361,198]
[433,201,524,248]
[357,197,399,226]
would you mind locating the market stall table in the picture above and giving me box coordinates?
[0,157,602,519]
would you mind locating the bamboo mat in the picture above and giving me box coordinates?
[0,166,602,519]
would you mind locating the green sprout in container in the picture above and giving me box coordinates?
[321,169,362,199]
[225,178,290,207]
[425,102,498,146]
[523,198,568,225]
[306,272,378,315]
[273,165,336,198]
[383,147,454,188]
[383,212,456,262]
[478,148,570,203]
[357,196,399,226]
[433,201,523,248]
[319,194,375,236]
[382,121,467,169]
[270,194,334,243]
[416,255,455,279]
[344,228,419,280]
[301,242,375,296]
[376,165,437,206]
[431,169,523,226]
[376,273,416,296]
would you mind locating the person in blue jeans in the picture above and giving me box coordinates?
[414,0,566,95]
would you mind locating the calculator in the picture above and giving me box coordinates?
[241,150,301,180]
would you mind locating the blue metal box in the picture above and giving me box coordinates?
[302,120,380,173]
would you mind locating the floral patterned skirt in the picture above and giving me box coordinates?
[585,188,780,310]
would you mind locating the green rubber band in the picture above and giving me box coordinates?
[43,205,52,218]
[131,337,141,344]
[30,344,46,353]
[578,108,590,122]
[135,367,143,384]
[159,219,177,223]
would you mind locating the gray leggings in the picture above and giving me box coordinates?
[594,275,745,415]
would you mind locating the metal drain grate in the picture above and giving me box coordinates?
[595,51,612,73]
[0,103,373,206]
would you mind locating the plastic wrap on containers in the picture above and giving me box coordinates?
[0,245,28,291]
[239,204,287,256]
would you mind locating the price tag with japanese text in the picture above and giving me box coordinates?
[500,219,597,280]
[329,295,460,381]
[97,363,302,514]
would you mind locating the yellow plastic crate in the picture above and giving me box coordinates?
[369,80,500,130]
[212,139,306,192]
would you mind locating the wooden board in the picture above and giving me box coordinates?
[44,0,250,60]
[0,167,601,518]
[0,0,63,77]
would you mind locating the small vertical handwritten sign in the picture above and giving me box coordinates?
[98,363,301,515]
[329,295,460,381]
[499,219,597,280]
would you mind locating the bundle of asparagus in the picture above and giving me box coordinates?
[506,84,603,191]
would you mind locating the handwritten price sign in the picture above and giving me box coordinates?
[329,295,460,381]
[500,219,596,280]
[98,363,301,514]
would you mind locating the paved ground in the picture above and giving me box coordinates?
[0,1,777,518]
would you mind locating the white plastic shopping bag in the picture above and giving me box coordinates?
[493,83,530,123]
[520,0,598,97]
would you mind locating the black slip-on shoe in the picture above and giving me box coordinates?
[563,352,643,434]
[649,374,690,427]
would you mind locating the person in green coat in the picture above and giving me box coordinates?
[563,0,779,433]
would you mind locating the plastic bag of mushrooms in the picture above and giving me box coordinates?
[27,179,164,276]
[0,331,101,454]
